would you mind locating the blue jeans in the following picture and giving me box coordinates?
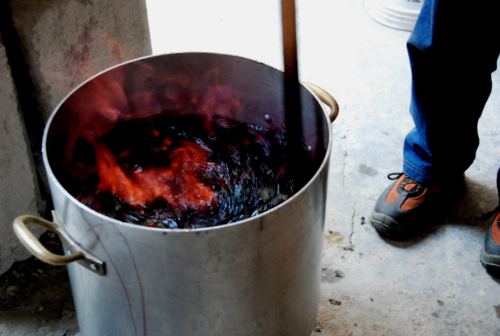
[403,0,500,184]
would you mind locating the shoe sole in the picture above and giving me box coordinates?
[480,246,500,276]
[370,211,407,237]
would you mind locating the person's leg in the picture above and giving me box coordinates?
[480,168,500,274]
[403,0,500,184]
[370,0,500,236]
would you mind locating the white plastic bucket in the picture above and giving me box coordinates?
[365,0,424,31]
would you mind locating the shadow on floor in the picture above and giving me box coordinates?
[0,232,79,335]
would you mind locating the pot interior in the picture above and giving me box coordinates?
[44,53,330,215]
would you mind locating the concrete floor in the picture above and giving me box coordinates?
[2,0,500,335]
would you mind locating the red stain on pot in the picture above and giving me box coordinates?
[95,140,216,210]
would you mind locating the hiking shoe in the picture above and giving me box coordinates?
[480,210,500,275]
[370,173,440,237]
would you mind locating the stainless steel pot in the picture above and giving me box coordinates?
[14,53,338,336]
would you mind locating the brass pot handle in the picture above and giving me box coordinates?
[13,214,105,275]
[303,82,339,123]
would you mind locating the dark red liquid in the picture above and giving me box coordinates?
[72,116,314,229]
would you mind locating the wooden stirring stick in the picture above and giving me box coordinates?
[280,0,306,185]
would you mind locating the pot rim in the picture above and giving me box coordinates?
[42,52,333,233]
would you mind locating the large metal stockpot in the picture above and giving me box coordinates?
[14,53,338,336]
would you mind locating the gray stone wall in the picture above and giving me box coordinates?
[10,0,152,121]
[0,36,41,275]
[0,0,152,275]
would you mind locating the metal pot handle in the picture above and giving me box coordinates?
[13,214,105,275]
[303,82,339,123]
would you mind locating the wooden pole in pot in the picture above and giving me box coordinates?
[280,0,306,186]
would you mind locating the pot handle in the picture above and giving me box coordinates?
[303,82,339,123]
[13,214,106,276]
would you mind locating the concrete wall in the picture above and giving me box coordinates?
[0,35,42,275]
[0,0,152,275]
[10,0,152,121]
